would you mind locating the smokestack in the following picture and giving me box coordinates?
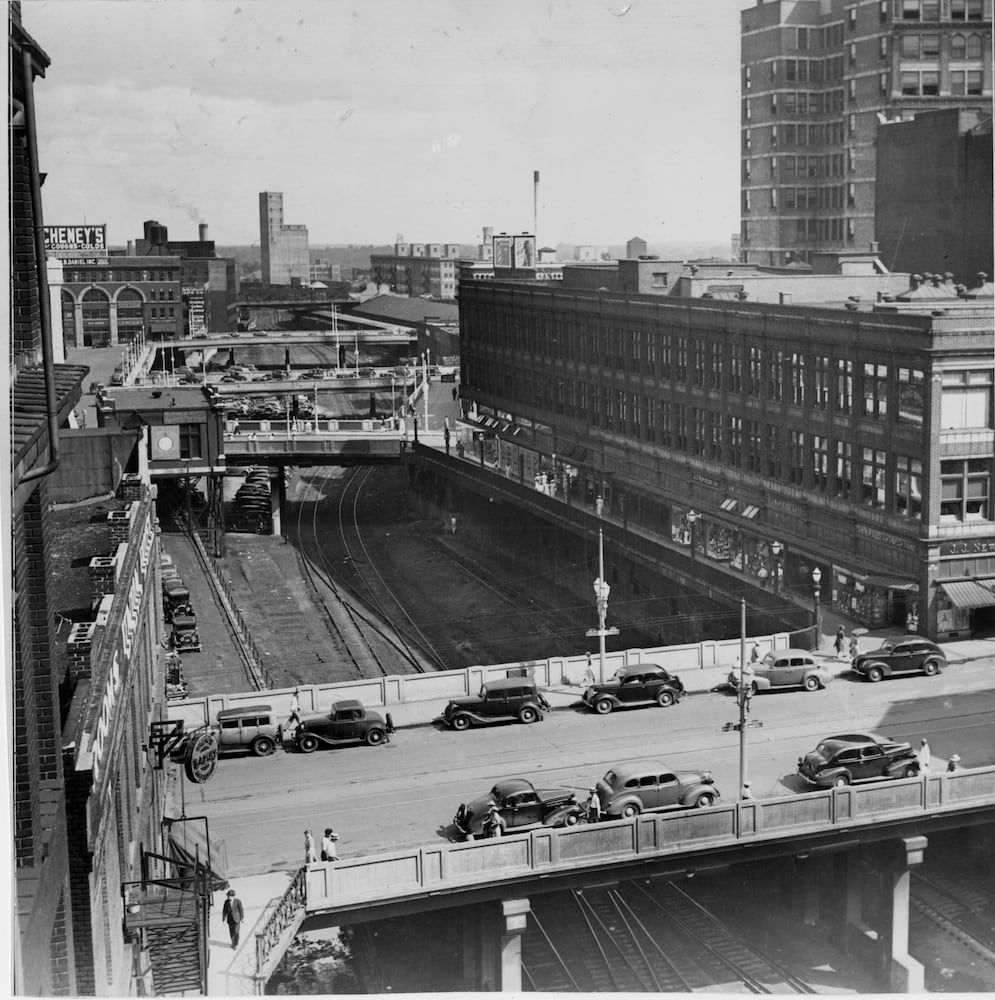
[127,240,134,256]
[533,170,540,248]
[199,222,209,242]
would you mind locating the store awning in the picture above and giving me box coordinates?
[165,818,229,892]
[720,498,738,512]
[939,580,995,608]
[864,576,917,591]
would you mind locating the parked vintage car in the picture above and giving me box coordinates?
[441,677,550,730]
[453,777,583,839]
[728,649,831,694]
[214,705,280,757]
[582,664,685,714]
[851,638,947,682]
[170,613,202,653]
[797,733,919,788]
[294,699,394,752]
[162,579,192,623]
[596,759,719,819]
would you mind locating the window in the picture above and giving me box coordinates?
[848,6,857,28]
[835,441,852,498]
[814,356,830,410]
[729,344,743,393]
[768,349,784,402]
[771,187,778,210]
[880,71,890,95]
[897,368,924,426]
[784,187,797,209]
[895,456,922,519]
[708,412,723,460]
[708,342,723,390]
[863,363,889,417]
[747,420,763,472]
[651,271,668,287]
[692,341,706,387]
[744,65,752,90]
[179,424,202,459]
[922,71,939,95]
[766,425,782,478]
[836,359,853,413]
[901,0,921,17]
[748,347,763,397]
[951,70,967,94]
[849,43,857,65]
[797,26,809,49]
[812,435,829,491]
[921,34,939,56]
[771,125,778,147]
[901,34,920,57]
[967,33,983,58]
[790,353,805,405]
[902,71,920,94]
[951,0,967,16]
[727,416,743,467]
[744,190,752,213]
[789,430,805,484]
[941,369,993,428]
[692,409,705,456]
[951,33,967,58]
[967,71,983,95]
[880,36,888,58]
[861,447,887,508]
[967,0,982,17]
[941,459,991,521]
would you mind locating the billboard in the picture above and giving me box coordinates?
[513,235,536,269]
[492,235,513,269]
[44,225,107,252]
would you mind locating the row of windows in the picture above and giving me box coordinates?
[901,31,986,56]
[746,187,851,212]
[897,0,985,20]
[63,270,179,283]
[901,69,985,93]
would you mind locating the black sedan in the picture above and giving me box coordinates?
[851,638,947,682]
[582,664,685,714]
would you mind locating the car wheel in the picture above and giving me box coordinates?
[563,812,580,827]
[251,736,275,757]
[365,728,386,746]
[451,714,471,731]
[867,666,884,683]
[593,699,613,715]
[750,681,759,696]
[903,764,918,778]
[695,792,715,808]
[519,706,538,724]
[298,734,318,754]
[621,803,641,819]
[656,691,675,708]
[923,660,940,676]
[803,676,820,692]
[833,774,850,788]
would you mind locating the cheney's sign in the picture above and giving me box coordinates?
[45,225,107,252]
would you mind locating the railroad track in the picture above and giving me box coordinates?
[912,871,995,969]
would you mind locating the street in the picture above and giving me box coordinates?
[185,658,995,876]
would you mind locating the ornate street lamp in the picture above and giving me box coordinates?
[812,566,823,649]
[771,540,783,594]
[686,509,698,572]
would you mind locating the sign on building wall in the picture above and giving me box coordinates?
[183,286,207,335]
[492,236,513,268]
[44,225,107,252]
[513,235,536,269]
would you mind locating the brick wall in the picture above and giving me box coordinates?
[10,107,41,371]
[64,759,95,995]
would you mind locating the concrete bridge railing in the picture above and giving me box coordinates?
[304,766,995,915]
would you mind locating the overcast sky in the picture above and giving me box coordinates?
[26,0,746,249]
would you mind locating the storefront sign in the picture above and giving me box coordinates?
[44,224,107,252]
[856,524,919,552]
[692,473,721,489]
[768,496,802,516]
[940,540,995,556]
[184,732,219,784]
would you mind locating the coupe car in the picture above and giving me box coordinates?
[582,664,685,714]
[453,778,583,839]
[596,759,719,818]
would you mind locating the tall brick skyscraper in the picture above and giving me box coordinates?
[740,0,992,265]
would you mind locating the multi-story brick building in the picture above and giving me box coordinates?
[370,238,464,299]
[259,191,309,286]
[875,107,993,279]
[740,0,993,265]
[458,272,995,640]
[56,254,184,346]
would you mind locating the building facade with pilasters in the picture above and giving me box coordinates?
[458,278,995,639]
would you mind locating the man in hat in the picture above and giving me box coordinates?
[917,738,931,774]
[483,803,505,839]
[587,787,601,824]
[222,889,244,948]
[947,754,961,773]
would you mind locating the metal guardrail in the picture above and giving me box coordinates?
[254,867,307,984]
[303,767,995,916]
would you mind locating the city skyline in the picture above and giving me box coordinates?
[27,0,745,248]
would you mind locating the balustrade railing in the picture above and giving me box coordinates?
[254,866,307,981]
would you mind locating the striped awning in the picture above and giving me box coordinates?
[864,576,917,591]
[939,579,995,608]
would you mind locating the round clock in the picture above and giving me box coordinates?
[157,434,174,452]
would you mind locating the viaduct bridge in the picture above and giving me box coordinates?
[255,769,995,993]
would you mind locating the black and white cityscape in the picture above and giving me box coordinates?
[8,0,995,995]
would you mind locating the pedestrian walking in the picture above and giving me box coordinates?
[304,829,318,864]
[849,631,859,662]
[285,688,301,737]
[750,642,760,665]
[834,625,846,659]
[947,754,961,773]
[444,426,451,454]
[584,651,595,686]
[587,787,601,824]
[483,804,504,838]
[595,495,604,517]
[917,738,931,774]
[321,827,339,861]
[451,386,458,402]
[222,889,244,948]
[443,415,450,430]
[450,514,457,534]
[456,440,465,459]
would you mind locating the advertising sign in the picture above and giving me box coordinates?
[44,225,107,252]
[513,235,536,269]
[492,235,513,269]
[184,731,219,784]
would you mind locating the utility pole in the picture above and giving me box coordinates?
[586,528,618,683]
[723,597,762,799]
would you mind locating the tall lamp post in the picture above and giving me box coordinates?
[586,528,619,683]
[686,509,698,571]
[771,540,783,594]
[724,597,761,799]
[812,566,823,650]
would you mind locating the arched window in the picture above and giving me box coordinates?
[951,34,966,57]
[966,33,983,58]
[117,287,144,341]
[81,288,111,346]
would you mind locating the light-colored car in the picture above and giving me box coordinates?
[596,759,719,819]
[214,704,280,757]
[728,649,831,693]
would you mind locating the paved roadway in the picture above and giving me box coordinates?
[185,658,995,877]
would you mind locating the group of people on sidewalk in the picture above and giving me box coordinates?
[831,625,861,663]
[304,827,340,863]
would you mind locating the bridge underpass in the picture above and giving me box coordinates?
[286,772,995,993]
